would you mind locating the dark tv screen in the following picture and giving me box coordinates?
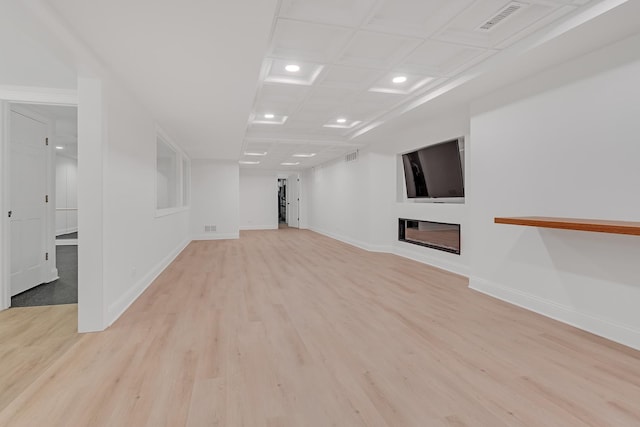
[402,139,464,199]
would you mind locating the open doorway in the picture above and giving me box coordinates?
[277,174,300,229]
[7,103,78,308]
[278,178,287,227]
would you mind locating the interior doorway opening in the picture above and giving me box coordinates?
[278,178,287,226]
[277,173,300,229]
[6,103,78,308]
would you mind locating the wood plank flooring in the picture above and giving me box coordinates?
[1,229,639,426]
[0,304,78,411]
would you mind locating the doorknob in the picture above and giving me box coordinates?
[7,211,12,218]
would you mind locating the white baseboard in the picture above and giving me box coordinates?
[192,232,239,241]
[44,268,59,284]
[240,225,278,231]
[392,243,468,277]
[309,227,392,254]
[470,276,640,351]
[309,227,468,276]
[106,238,190,327]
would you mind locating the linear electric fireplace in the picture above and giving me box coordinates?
[398,218,460,254]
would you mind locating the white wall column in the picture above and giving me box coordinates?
[77,77,105,332]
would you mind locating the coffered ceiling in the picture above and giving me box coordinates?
[27,0,629,170]
[242,0,621,169]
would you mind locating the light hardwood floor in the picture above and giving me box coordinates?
[0,304,78,411]
[1,229,639,426]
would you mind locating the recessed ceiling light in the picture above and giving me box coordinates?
[239,160,260,165]
[55,146,64,150]
[264,113,275,119]
[336,118,347,124]
[281,162,300,166]
[244,151,267,156]
[292,153,316,158]
[392,76,407,84]
[285,64,300,73]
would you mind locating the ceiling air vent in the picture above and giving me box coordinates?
[345,150,359,162]
[478,2,525,31]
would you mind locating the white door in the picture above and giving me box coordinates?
[9,109,49,296]
[286,174,299,228]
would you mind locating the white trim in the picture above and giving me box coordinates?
[0,90,79,313]
[309,226,468,276]
[309,226,392,254]
[469,276,640,351]
[155,126,190,215]
[155,206,189,218]
[192,233,239,241]
[0,86,77,105]
[56,239,77,246]
[240,225,278,231]
[107,238,190,326]
[0,101,9,311]
[392,242,468,277]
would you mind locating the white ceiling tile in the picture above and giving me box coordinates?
[364,0,476,38]
[279,0,377,27]
[493,4,577,50]
[369,72,435,95]
[400,40,491,76]
[254,84,310,115]
[245,0,611,168]
[322,117,361,129]
[269,19,353,63]
[433,1,573,49]
[337,31,422,69]
[250,113,288,125]
[243,142,272,153]
[317,64,383,90]
[340,91,404,120]
[296,86,359,117]
[285,114,326,128]
[262,58,324,86]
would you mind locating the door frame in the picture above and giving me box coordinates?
[0,86,77,311]
[286,173,300,228]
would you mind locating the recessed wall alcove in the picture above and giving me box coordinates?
[398,218,461,255]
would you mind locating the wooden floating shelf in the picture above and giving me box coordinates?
[494,216,640,236]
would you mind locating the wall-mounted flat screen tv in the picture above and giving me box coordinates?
[402,138,464,199]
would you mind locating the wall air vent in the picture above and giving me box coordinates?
[478,2,525,31]
[345,150,359,162]
[204,225,217,233]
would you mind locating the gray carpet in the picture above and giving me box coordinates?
[11,245,78,307]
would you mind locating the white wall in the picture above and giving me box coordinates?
[239,169,278,230]
[102,80,190,325]
[307,153,374,247]
[0,3,192,330]
[0,2,75,89]
[55,154,77,235]
[306,110,470,276]
[190,160,239,240]
[304,26,640,350]
[468,33,640,350]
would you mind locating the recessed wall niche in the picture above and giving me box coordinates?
[398,218,460,254]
